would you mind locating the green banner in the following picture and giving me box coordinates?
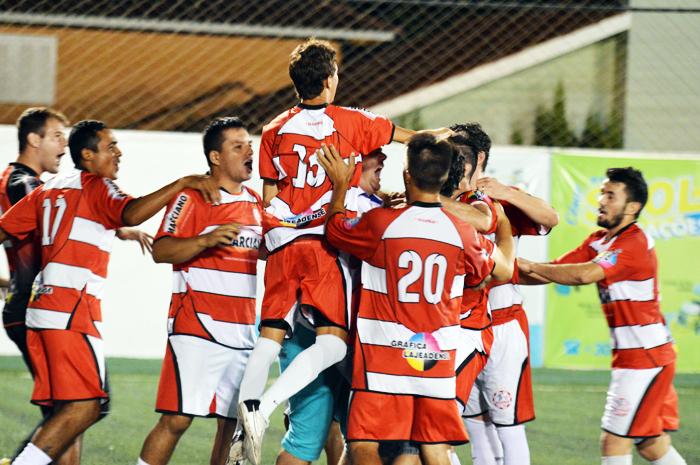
[546,153,700,372]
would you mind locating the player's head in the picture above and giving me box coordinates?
[69,120,122,180]
[202,117,254,183]
[598,167,648,229]
[440,132,480,197]
[289,38,338,102]
[439,135,467,198]
[450,122,491,172]
[360,148,387,195]
[404,134,454,195]
[17,107,69,174]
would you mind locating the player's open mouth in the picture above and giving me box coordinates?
[244,160,253,170]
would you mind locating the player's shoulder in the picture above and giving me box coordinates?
[241,185,263,204]
[330,104,386,121]
[616,223,653,250]
[263,107,300,134]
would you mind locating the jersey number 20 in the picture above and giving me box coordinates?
[397,251,448,304]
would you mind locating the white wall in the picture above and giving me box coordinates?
[0,126,551,359]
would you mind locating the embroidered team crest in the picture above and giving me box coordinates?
[493,390,513,409]
[592,249,622,268]
[612,397,631,417]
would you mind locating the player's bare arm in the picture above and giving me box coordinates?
[315,143,355,220]
[262,179,280,208]
[116,228,154,255]
[476,177,559,228]
[152,222,241,264]
[518,258,605,286]
[122,175,221,226]
[440,196,493,233]
[516,258,552,285]
[392,126,454,144]
[490,202,515,282]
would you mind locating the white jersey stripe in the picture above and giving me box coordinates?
[607,278,655,303]
[26,308,71,329]
[366,372,456,398]
[361,262,387,295]
[382,206,463,248]
[68,217,117,252]
[42,169,83,191]
[187,267,256,299]
[357,317,460,351]
[451,274,465,299]
[42,262,107,299]
[611,323,673,350]
[173,270,188,294]
[194,313,256,349]
[488,283,523,311]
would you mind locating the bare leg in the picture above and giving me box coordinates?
[30,400,100,460]
[139,414,193,465]
[210,418,237,465]
[349,442,382,465]
[636,433,674,462]
[53,435,83,465]
[420,444,453,465]
[324,421,345,465]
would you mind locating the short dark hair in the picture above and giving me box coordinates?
[606,167,648,218]
[406,133,453,194]
[17,107,69,154]
[439,135,467,198]
[450,122,491,172]
[289,39,337,101]
[68,120,108,167]
[202,117,247,167]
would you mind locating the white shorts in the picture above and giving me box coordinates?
[602,364,678,438]
[156,334,252,418]
[464,318,534,425]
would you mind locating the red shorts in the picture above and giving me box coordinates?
[27,329,108,407]
[262,237,348,329]
[602,363,679,438]
[347,390,468,445]
[455,327,493,414]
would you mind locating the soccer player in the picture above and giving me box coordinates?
[232,38,451,465]
[318,135,515,465]
[519,167,686,465]
[0,108,151,465]
[136,118,263,465]
[454,123,558,465]
[0,120,220,465]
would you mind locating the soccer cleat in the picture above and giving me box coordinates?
[0,458,10,465]
[237,399,268,465]
[225,421,246,465]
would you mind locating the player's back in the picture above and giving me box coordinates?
[260,103,393,252]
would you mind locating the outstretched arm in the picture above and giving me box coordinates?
[518,257,605,286]
[476,177,559,229]
[122,175,221,226]
[489,202,515,282]
[392,126,454,144]
[116,228,154,255]
[440,196,493,233]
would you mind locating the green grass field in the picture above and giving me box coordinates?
[0,356,698,464]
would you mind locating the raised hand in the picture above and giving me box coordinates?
[315,143,355,188]
[184,175,222,205]
[198,222,241,248]
[116,228,154,255]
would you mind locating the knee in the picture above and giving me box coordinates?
[636,433,671,462]
[158,414,193,436]
[316,334,347,366]
[600,431,632,456]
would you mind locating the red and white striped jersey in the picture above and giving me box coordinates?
[488,191,551,325]
[456,190,498,331]
[553,223,675,369]
[155,187,263,349]
[0,169,134,338]
[326,202,495,399]
[259,103,394,252]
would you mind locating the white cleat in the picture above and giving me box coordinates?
[237,399,268,465]
[225,421,247,465]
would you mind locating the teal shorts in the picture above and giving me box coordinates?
[280,323,344,462]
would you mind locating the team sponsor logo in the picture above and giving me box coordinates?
[228,227,262,250]
[164,194,189,234]
[103,178,128,200]
[393,332,450,371]
[343,217,360,230]
[612,397,631,417]
[345,106,378,121]
[493,390,513,410]
[281,207,326,228]
[416,218,437,224]
[305,121,323,126]
[592,249,621,268]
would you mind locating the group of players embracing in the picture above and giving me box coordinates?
[1,37,685,465]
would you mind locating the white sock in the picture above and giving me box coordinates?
[465,418,504,465]
[602,456,633,465]
[258,334,346,419]
[451,450,462,465]
[238,337,282,402]
[136,458,151,465]
[497,425,530,465]
[651,446,687,465]
[12,443,52,465]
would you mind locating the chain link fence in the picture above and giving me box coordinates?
[1,1,699,151]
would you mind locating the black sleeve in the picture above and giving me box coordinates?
[7,173,41,206]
